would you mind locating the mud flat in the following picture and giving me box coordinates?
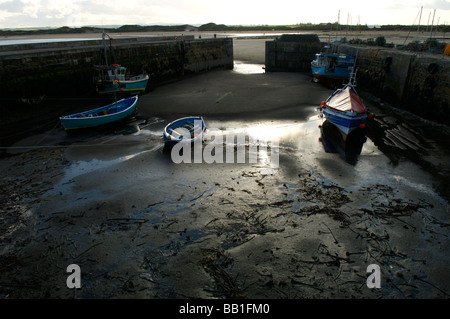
[0,38,449,302]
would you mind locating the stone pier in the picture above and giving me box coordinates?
[0,36,233,99]
[265,35,450,126]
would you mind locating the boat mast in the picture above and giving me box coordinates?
[348,67,357,87]
[345,52,359,92]
[430,9,436,39]
[417,6,423,32]
[337,10,340,42]
[102,30,112,65]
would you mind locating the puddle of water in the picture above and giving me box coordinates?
[198,116,363,171]
[233,61,265,74]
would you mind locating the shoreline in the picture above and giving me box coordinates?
[2,29,449,45]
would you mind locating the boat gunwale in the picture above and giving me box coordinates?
[59,96,138,121]
[163,116,206,144]
[323,107,368,118]
[96,74,149,83]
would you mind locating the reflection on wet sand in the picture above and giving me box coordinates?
[319,120,367,165]
[233,60,265,74]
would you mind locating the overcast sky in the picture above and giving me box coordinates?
[0,0,449,29]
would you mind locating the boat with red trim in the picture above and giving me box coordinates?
[319,71,372,136]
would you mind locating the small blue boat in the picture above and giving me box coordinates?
[311,51,355,82]
[163,116,206,146]
[320,79,370,136]
[59,96,138,130]
[94,64,149,95]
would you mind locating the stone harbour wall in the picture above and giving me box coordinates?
[265,38,323,72]
[337,44,450,126]
[0,36,233,99]
[403,54,450,125]
[266,37,450,126]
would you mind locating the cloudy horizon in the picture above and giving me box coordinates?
[0,0,449,29]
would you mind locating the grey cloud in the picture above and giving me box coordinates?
[0,0,25,13]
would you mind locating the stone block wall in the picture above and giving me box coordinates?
[0,37,233,99]
[403,54,450,125]
[265,37,450,125]
[337,44,450,126]
[184,38,233,73]
[265,40,323,72]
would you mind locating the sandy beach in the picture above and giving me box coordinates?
[0,37,449,302]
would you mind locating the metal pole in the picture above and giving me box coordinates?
[430,9,436,39]
[102,30,108,66]
[417,6,423,32]
[337,10,340,41]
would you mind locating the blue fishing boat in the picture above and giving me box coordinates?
[93,31,149,95]
[60,96,138,130]
[94,64,149,95]
[311,50,355,82]
[163,116,206,146]
[319,72,371,136]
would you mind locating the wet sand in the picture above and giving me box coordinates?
[0,38,449,301]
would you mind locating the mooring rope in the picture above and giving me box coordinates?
[0,115,325,151]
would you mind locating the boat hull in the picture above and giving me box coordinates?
[163,116,206,146]
[59,96,138,130]
[323,107,367,136]
[96,75,149,95]
[311,52,355,82]
[320,120,367,165]
[311,65,353,81]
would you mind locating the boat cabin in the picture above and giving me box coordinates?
[312,53,354,70]
[94,65,127,83]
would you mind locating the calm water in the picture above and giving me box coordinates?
[0,37,100,46]
[0,32,310,46]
